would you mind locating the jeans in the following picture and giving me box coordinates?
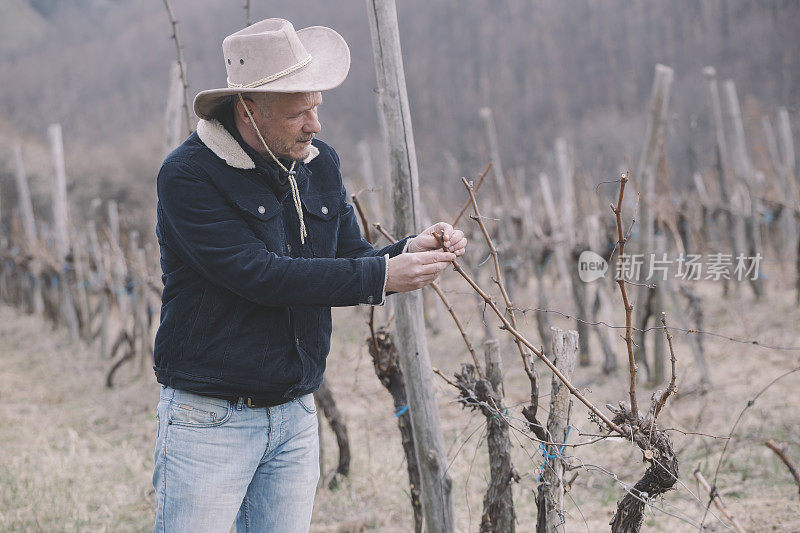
[152,385,320,532]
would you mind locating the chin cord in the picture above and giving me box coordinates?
[238,93,307,244]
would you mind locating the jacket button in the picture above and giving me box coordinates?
[367,295,374,304]
[321,206,328,215]
[258,205,266,214]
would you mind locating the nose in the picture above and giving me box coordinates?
[303,108,321,134]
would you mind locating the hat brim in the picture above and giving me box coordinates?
[193,25,351,120]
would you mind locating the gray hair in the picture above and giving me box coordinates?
[233,92,279,118]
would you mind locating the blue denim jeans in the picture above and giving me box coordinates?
[152,385,320,532]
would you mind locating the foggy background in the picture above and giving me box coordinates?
[1,0,797,234]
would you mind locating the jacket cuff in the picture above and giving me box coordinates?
[359,255,387,306]
[378,253,390,306]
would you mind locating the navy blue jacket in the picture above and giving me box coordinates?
[153,119,409,403]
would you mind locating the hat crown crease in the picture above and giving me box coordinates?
[223,19,310,87]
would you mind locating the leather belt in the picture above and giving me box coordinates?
[202,394,290,408]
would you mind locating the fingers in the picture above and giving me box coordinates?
[415,250,456,264]
[432,221,453,237]
[443,230,466,252]
[413,234,440,251]
[452,238,467,256]
[414,223,468,255]
[417,259,452,276]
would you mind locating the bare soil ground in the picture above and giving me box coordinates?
[1,272,799,532]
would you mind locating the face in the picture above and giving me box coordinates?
[242,92,322,161]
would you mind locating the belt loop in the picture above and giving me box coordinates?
[236,397,245,411]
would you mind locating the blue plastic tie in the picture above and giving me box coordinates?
[537,425,572,482]
[489,407,510,420]
[394,405,409,418]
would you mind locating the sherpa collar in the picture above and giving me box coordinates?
[196,118,319,170]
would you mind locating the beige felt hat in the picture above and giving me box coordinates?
[193,18,350,120]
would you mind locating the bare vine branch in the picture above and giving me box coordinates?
[162,0,192,136]
[461,177,533,379]
[694,468,748,533]
[433,243,625,435]
[765,440,800,497]
[653,312,678,420]
[452,162,492,226]
[372,223,396,243]
[611,171,640,417]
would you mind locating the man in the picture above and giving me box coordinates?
[152,19,466,532]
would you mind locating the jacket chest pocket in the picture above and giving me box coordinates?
[231,198,285,252]
[302,194,341,258]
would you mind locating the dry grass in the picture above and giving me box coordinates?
[1,270,799,532]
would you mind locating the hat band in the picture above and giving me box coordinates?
[227,54,313,89]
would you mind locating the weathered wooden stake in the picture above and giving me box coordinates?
[48,123,80,341]
[536,328,578,533]
[635,64,673,255]
[12,143,44,315]
[479,107,512,211]
[586,214,617,374]
[358,139,383,222]
[163,61,186,156]
[72,233,92,339]
[703,67,742,280]
[722,79,764,298]
[762,116,797,264]
[538,172,572,289]
[633,65,673,374]
[366,1,455,530]
[481,339,516,533]
[554,137,575,248]
[107,200,128,320]
[777,107,796,179]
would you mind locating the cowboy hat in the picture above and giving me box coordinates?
[193,18,350,120]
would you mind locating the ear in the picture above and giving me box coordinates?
[234,95,256,121]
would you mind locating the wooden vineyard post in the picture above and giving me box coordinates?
[635,64,673,255]
[87,217,109,354]
[72,233,92,340]
[722,79,764,299]
[48,123,80,341]
[568,249,590,367]
[538,172,572,289]
[586,214,618,374]
[633,65,673,373]
[536,328,578,533]
[100,242,113,357]
[703,67,743,272]
[554,137,576,249]
[480,107,522,299]
[358,140,383,227]
[481,339,516,533]
[366,1,456,530]
[776,106,800,303]
[107,199,129,322]
[479,108,512,221]
[163,61,186,156]
[762,116,797,265]
[12,143,44,316]
[777,107,796,180]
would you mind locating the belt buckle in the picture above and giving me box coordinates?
[246,397,256,408]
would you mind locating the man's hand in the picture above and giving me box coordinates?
[385,250,456,293]
[407,222,467,256]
